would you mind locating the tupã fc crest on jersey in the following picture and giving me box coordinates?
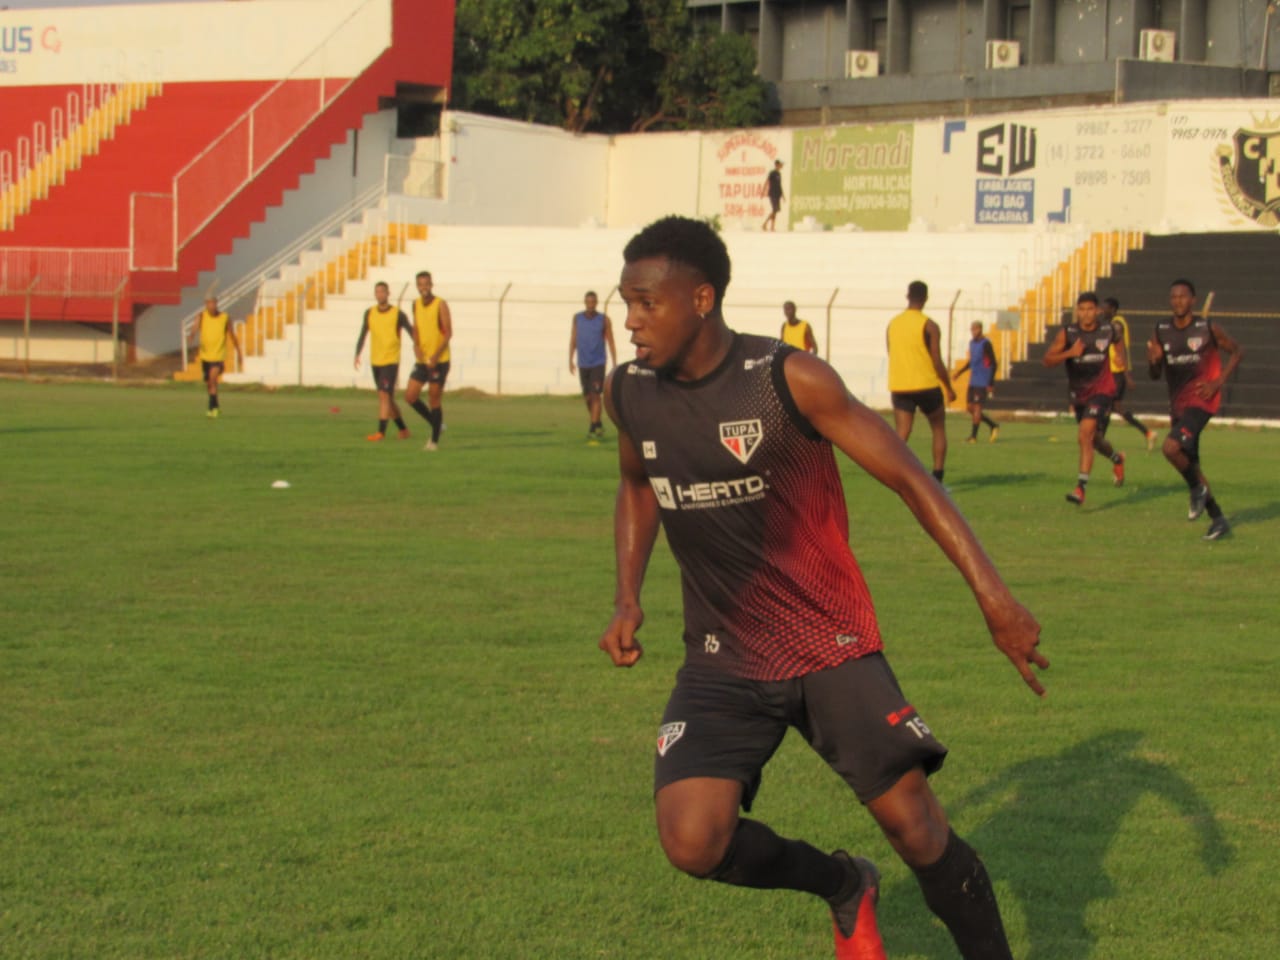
[719,419,763,465]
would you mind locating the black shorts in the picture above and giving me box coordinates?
[891,388,945,417]
[966,385,990,406]
[578,364,605,396]
[769,195,781,213]
[409,361,450,386]
[1073,394,1113,428]
[371,363,399,393]
[654,653,948,810]
[1170,406,1213,459]
[201,360,224,380]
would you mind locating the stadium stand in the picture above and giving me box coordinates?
[990,233,1280,420]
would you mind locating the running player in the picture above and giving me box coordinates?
[1042,292,1127,504]
[600,216,1046,960]
[353,281,413,442]
[887,280,956,484]
[405,271,453,451]
[568,290,616,442]
[954,320,999,443]
[1102,297,1156,450]
[779,300,818,354]
[197,295,242,418]
[1146,278,1243,541]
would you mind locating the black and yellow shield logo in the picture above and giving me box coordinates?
[1217,129,1280,226]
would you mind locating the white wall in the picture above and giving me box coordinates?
[606,130,703,229]
[1,319,114,363]
[0,0,389,85]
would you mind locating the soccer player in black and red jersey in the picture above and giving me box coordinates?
[598,216,1047,960]
[1042,291,1127,505]
[1147,278,1243,541]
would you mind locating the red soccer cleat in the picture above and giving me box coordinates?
[1065,485,1086,505]
[398,428,411,440]
[830,852,887,960]
[1112,452,1125,486]
[365,432,385,442]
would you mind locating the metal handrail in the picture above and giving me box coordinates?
[179,178,386,358]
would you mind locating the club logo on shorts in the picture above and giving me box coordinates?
[642,441,657,459]
[719,420,763,465]
[657,721,686,756]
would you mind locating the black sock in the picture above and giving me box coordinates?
[1206,496,1224,519]
[1180,465,1200,490]
[429,408,442,443]
[378,419,388,435]
[410,399,431,422]
[1077,473,1089,488]
[208,395,216,410]
[1110,451,1123,464]
[707,819,845,898]
[912,830,1013,960]
[1124,412,1147,434]
[394,416,407,431]
[970,423,979,439]
[982,415,998,430]
[932,469,944,482]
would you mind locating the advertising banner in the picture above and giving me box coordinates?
[788,124,913,231]
[698,129,789,230]
[1165,103,1280,230]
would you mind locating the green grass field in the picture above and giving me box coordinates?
[2,380,1277,960]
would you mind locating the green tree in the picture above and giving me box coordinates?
[452,0,775,134]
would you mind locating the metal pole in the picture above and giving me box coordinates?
[496,281,512,396]
[24,274,39,376]
[111,277,127,380]
[824,287,839,364]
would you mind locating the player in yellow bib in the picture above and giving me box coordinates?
[197,295,242,419]
[404,271,453,451]
[887,280,955,485]
[779,301,818,354]
[353,281,413,441]
[1102,297,1156,451]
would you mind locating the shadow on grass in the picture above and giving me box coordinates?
[887,730,1232,960]
[1227,499,1280,528]
[1087,482,1186,513]
[945,472,1044,493]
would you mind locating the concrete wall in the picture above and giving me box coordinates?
[1,319,114,363]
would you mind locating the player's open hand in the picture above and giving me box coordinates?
[1146,338,1162,365]
[599,605,645,667]
[985,599,1048,697]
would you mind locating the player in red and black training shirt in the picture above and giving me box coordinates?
[1042,291,1128,505]
[1147,278,1243,541]
[599,216,1047,960]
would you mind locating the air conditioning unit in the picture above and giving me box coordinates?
[1139,29,1176,61]
[844,50,879,78]
[985,40,1021,69]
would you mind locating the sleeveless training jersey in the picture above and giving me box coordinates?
[365,305,407,366]
[780,320,812,351]
[198,309,230,363]
[414,297,450,363]
[574,311,607,367]
[1109,315,1131,373]
[1153,315,1222,417]
[968,337,996,389]
[887,309,938,392]
[1061,322,1116,402]
[611,333,883,682]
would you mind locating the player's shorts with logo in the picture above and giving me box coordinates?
[1171,406,1213,458]
[966,385,989,406]
[578,364,605,396]
[409,361,450,386]
[201,360,224,379]
[891,387,945,416]
[1072,394,1113,427]
[654,653,947,809]
[371,363,399,393]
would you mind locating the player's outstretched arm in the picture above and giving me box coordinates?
[1041,327,1078,367]
[784,351,1049,696]
[598,372,659,668]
